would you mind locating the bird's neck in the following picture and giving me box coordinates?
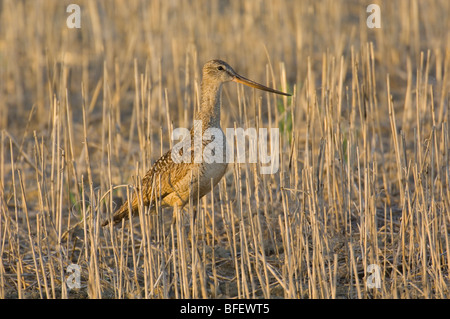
[195,80,222,130]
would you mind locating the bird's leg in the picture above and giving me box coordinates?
[192,205,198,222]
[171,204,179,226]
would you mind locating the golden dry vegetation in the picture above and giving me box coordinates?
[0,0,449,299]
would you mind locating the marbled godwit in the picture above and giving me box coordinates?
[102,59,290,226]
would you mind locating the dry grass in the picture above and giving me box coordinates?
[1,0,449,299]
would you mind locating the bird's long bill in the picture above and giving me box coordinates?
[233,74,291,96]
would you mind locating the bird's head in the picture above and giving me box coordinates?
[202,59,291,96]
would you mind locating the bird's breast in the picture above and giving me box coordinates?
[198,161,228,197]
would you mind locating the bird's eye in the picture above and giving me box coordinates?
[217,66,224,71]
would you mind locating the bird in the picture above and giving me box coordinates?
[102,59,291,227]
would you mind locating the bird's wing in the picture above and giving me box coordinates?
[141,148,196,204]
[103,142,197,227]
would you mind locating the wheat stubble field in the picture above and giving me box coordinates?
[0,0,449,299]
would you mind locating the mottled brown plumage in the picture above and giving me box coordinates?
[102,60,290,227]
